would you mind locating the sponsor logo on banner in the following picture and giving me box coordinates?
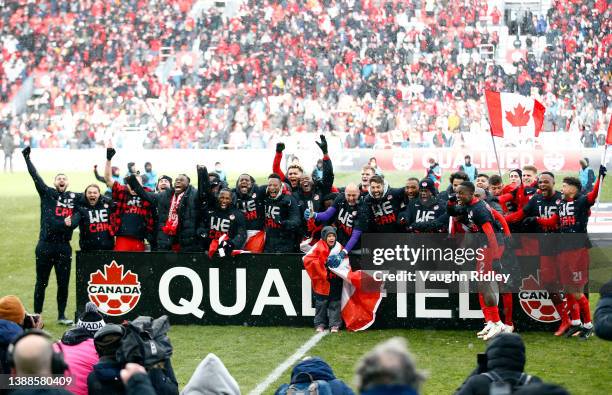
[518,273,560,322]
[88,261,141,316]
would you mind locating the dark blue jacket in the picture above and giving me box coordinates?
[274,357,354,395]
[595,280,612,341]
[361,385,418,395]
[0,319,23,374]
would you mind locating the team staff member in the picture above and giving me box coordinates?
[103,148,154,252]
[200,188,247,257]
[127,171,200,252]
[65,184,114,252]
[22,146,80,325]
[398,179,448,233]
[263,174,301,253]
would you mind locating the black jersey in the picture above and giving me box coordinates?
[233,184,266,231]
[72,199,114,251]
[364,186,404,233]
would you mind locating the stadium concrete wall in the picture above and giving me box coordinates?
[76,251,560,331]
[16,148,606,174]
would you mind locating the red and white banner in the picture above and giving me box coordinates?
[485,91,546,138]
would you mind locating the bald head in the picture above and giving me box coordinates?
[474,187,486,200]
[345,183,360,205]
[13,334,53,375]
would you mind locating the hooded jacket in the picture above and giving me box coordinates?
[181,353,240,395]
[54,327,98,395]
[274,357,354,395]
[0,319,23,374]
[232,175,266,231]
[263,190,301,253]
[87,357,124,395]
[454,334,542,395]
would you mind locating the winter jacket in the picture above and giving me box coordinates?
[181,353,240,395]
[361,385,418,395]
[53,327,98,395]
[0,319,23,374]
[70,198,115,251]
[232,178,266,231]
[454,334,542,395]
[274,357,354,395]
[595,279,612,341]
[87,358,124,395]
[129,179,201,252]
[263,192,301,253]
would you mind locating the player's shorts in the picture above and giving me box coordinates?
[477,247,495,274]
[114,236,145,252]
[557,247,589,287]
[539,255,560,286]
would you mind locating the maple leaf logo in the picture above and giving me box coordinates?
[505,104,531,127]
[90,261,139,285]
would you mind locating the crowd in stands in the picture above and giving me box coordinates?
[3,290,611,394]
[0,0,610,150]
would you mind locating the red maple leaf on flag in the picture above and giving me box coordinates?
[505,104,531,127]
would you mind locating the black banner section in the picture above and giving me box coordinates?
[74,251,592,331]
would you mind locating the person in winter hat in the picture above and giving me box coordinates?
[454,333,542,395]
[303,226,343,333]
[0,296,27,375]
[0,295,26,326]
[275,357,354,395]
[54,302,103,395]
[181,353,240,395]
[594,279,612,341]
[88,324,126,395]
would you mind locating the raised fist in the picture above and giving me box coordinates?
[276,142,285,153]
[106,148,116,161]
[315,134,328,155]
[22,146,31,159]
[599,165,607,179]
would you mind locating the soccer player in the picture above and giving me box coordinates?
[535,166,606,339]
[306,183,368,263]
[425,157,442,190]
[449,181,505,340]
[232,173,266,252]
[398,178,448,233]
[272,142,303,191]
[200,188,247,257]
[364,175,405,233]
[504,172,570,335]
[402,177,420,208]
[127,171,201,252]
[65,184,114,252]
[521,165,538,189]
[263,174,301,252]
[22,146,80,325]
[359,165,376,196]
[475,174,489,190]
[437,171,469,202]
[103,148,154,252]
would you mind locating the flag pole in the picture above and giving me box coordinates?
[594,144,608,224]
[489,126,503,178]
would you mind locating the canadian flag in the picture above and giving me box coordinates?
[303,241,383,331]
[606,113,612,145]
[485,91,546,138]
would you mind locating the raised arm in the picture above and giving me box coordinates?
[587,165,606,205]
[315,135,334,195]
[93,165,106,183]
[22,147,50,197]
[272,142,286,182]
[197,165,213,205]
[104,148,117,189]
[126,175,157,204]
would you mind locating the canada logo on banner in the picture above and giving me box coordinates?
[485,91,546,138]
[87,261,141,316]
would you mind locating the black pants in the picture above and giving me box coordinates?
[34,241,72,318]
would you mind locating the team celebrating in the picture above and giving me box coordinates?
[22,137,605,339]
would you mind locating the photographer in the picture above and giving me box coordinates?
[0,295,43,374]
[454,333,542,395]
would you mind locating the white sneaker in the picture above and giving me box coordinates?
[503,324,514,333]
[477,321,494,338]
[483,322,505,341]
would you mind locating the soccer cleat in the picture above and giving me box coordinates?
[57,317,73,326]
[578,326,593,340]
[503,324,514,333]
[315,325,325,333]
[330,326,339,333]
[564,325,583,338]
[554,320,571,336]
[483,322,505,341]
[477,321,494,338]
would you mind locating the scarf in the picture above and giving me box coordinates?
[162,191,185,236]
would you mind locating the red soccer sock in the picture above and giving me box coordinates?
[566,294,580,321]
[483,306,500,323]
[479,294,490,321]
[554,301,569,322]
[577,295,591,324]
[502,293,513,326]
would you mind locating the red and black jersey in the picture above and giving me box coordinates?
[364,186,405,233]
[233,184,266,231]
[316,195,368,248]
[201,206,247,250]
[398,197,448,233]
[263,193,301,253]
[505,191,562,233]
[25,157,81,243]
[110,181,154,240]
[71,198,114,251]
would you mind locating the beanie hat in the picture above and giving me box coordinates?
[419,178,437,195]
[94,324,124,357]
[0,295,26,325]
[486,333,526,372]
[159,175,172,185]
[321,226,337,241]
[77,302,105,335]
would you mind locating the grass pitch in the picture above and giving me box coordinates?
[0,170,611,394]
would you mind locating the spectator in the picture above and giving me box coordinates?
[275,357,354,395]
[54,302,104,395]
[143,162,158,191]
[579,158,595,193]
[454,333,542,395]
[1,132,14,173]
[0,295,29,374]
[214,162,227,184]
[88,324,126,395]
[312,159,324,182]
[514,383,570,395]
[369,158,382,176]
[594,279,612,341]
[354,337,426,395]
[182,353,240,395]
